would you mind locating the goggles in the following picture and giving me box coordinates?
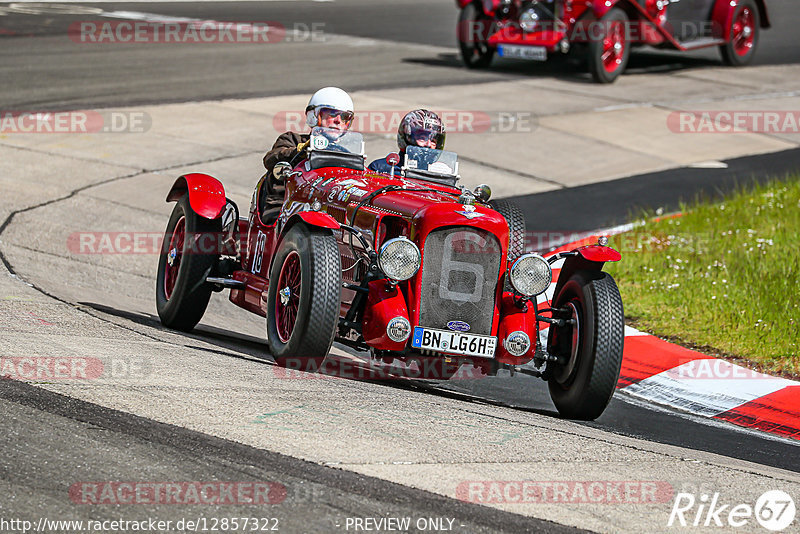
[317,107,355,125]
[411,130,445,148]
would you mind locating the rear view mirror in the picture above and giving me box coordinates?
[386,153,401,166]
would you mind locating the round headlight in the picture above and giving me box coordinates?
[509,253,552,296]
[378,237,421,281]
[387,316,411,342]
[519,8,540,32]
[504,331,531,357]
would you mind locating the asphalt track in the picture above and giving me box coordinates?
[1,1,800,532]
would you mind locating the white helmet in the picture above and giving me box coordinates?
[305,87,355,128]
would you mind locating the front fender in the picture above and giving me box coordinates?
[166,173,227,220]
[550,245,621,304]
[291,211,340,230]
[576,244,622,263]
[267,212,341,277]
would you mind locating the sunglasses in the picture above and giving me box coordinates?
[318,107,354,123]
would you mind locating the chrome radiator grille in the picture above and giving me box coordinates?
[418,227,501,336]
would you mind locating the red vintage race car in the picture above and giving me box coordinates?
[456,0,769,82]
[156,127,624,420]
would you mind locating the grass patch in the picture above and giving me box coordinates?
[604,175,800,378]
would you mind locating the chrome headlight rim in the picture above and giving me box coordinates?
[509,253,552,297]
[504,330,531,357]
[386,316,412,342]
[519,8,540,32]
[378,237,421,282]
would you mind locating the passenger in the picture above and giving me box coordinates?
[368,109,446,176]
[259,87,354,220]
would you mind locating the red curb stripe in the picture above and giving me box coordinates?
[617,335,716,388]
[713,386,800,441]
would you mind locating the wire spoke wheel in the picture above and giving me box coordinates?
[275,251,302,343]
[163,216,185,300]
[601,21,625,73]
[267,225,342,371]
[720,0,759,66]
[732,8,755,56]
[588,7,630,83]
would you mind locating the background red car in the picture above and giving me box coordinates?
[456,0,770,82]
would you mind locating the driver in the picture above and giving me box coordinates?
[259,87,355,219]
[368,109,446,175]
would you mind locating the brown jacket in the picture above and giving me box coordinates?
[262,131,309,195]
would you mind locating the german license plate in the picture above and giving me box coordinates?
[411,327,497,358]
[498,44,547,61]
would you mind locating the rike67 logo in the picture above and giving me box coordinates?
[668,490,796,531]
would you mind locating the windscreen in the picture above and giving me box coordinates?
[403,146,458,177]
[310,127,364,155]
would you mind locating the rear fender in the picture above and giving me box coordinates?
[166,173,227,220]
[550,246,621,305]
[362,280,410,351]
[712,0,770,40]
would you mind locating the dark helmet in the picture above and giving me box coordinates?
[397,109,446,152]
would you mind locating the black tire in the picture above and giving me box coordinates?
[719,0,760,67]
[491,199,526,261]
[458,2,496,69]
[156,195,220,332]
[266,224,341,370]
[588,7,630,83]
[546,270,624,420]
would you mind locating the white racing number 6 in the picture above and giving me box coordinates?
[439,231,485,303]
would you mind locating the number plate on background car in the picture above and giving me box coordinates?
[498,44,547,61]
[411,327,497,358]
